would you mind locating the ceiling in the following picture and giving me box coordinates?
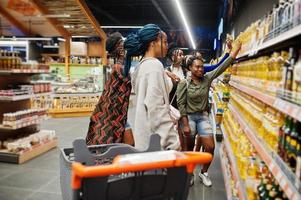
[86,0,224,30]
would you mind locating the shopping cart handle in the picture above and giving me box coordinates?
[72,151,212,190]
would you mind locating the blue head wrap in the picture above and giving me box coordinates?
[124,24,161,77]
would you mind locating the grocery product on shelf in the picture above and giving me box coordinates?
[293,50,301,104]
[0,130,56,153]
[2,108,47,128]
[222,108,288,200]
[237,0,301,57]
[0,50,22,69]
[31,95,53,110]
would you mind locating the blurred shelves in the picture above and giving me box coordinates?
[0,93,52,102]
[48,107,94,118]
[221,125,248,200]
[230,81,301,122]
[0,116,48,130]
[237,24,301,60]
[0,69,49,75]
[229,103,301,200]
[52,92,101,98]
[0,138,57,164]
[219,147,235,200]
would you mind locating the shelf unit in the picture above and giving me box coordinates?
[237,24,301,60]
[0,138,58,164]
[220,125,248,200]
[219,147,235,200]
[48,107,94,118]
[0,93,52,102]
[0,68,57,164]
[229,103,301,200]
[230,81,301,122]
[0,69,50,75]
[0,116,48,130]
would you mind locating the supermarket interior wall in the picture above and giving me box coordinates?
[231,0,278,37]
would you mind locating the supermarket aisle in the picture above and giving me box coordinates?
[0,117,226,200]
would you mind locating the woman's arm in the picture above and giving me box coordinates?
[177,80,190,135]
[203,53,229,73]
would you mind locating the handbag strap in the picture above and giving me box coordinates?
[170,91,177,105]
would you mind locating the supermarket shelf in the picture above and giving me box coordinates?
[33,92,52,97]
[229,103,301,200]
[48,108,94,118]
[237,24,301,60]
[0,93,52,102]
[0,116,48,130]
[52,92,101,98]
[221,125,248,200]
[0,94,32,101]
[49,63,101,67]
[230,81,301,122]
[0,69,49,75]
[219,147,234,200]
[0,138,57,164]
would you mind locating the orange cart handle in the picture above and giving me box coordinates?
[72,151,212,190]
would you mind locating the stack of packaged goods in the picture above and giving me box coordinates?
[232,48,301,105]
[2,108,47,128]
[237,0,301,57]
[0,130,56,154]
[0,50,49,72]
[213,71,232,127]
[0,50,22,70]
[223,109,289,200]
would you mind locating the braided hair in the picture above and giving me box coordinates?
[124,24,162,77]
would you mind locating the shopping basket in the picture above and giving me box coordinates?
[71,138,212,200]
[60,134,162,200]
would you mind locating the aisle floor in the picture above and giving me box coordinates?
[0,117,226,200]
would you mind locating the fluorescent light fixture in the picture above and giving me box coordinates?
[63,25,74,28]
[58,38,66,42]
[36,14,70,18]
[174,0,196,50]
[180,47,189,50]
[101,25,143,29]
[43,45,59,48]
[0,37,52,41]
[0,41,28,45]
[214,39,217,50]
[218,18,223,40]
[71,36,91,38]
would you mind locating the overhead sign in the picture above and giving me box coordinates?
[7,0,38,16]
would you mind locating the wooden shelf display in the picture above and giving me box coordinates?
[0,67,57,164]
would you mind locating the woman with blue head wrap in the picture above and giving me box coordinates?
[125,24,180,151]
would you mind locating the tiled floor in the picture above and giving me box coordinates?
[0,117,226,200]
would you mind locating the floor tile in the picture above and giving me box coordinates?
[0,186,34,200]
[204,188,227,200]
[26,192,63,200]
[39,176,61,194]
[0,169,57,190]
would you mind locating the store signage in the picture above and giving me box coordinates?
[7,0,38,16]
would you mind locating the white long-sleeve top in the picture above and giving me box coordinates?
[131,57,180,151]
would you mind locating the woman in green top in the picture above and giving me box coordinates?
[177,41,241,186]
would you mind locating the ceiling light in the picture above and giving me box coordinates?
[43,45,59,48]
[63,25,75,28]
[0,37,52,41]
[101,26,143,29]
[58,38,66,42]
[36,14,70,18]
[174,0,196,49]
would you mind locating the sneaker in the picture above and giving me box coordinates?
[199,172,212,187]
[190,174,194,186]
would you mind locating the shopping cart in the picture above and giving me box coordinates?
[60,134,162,200]
[71,135,212,200]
